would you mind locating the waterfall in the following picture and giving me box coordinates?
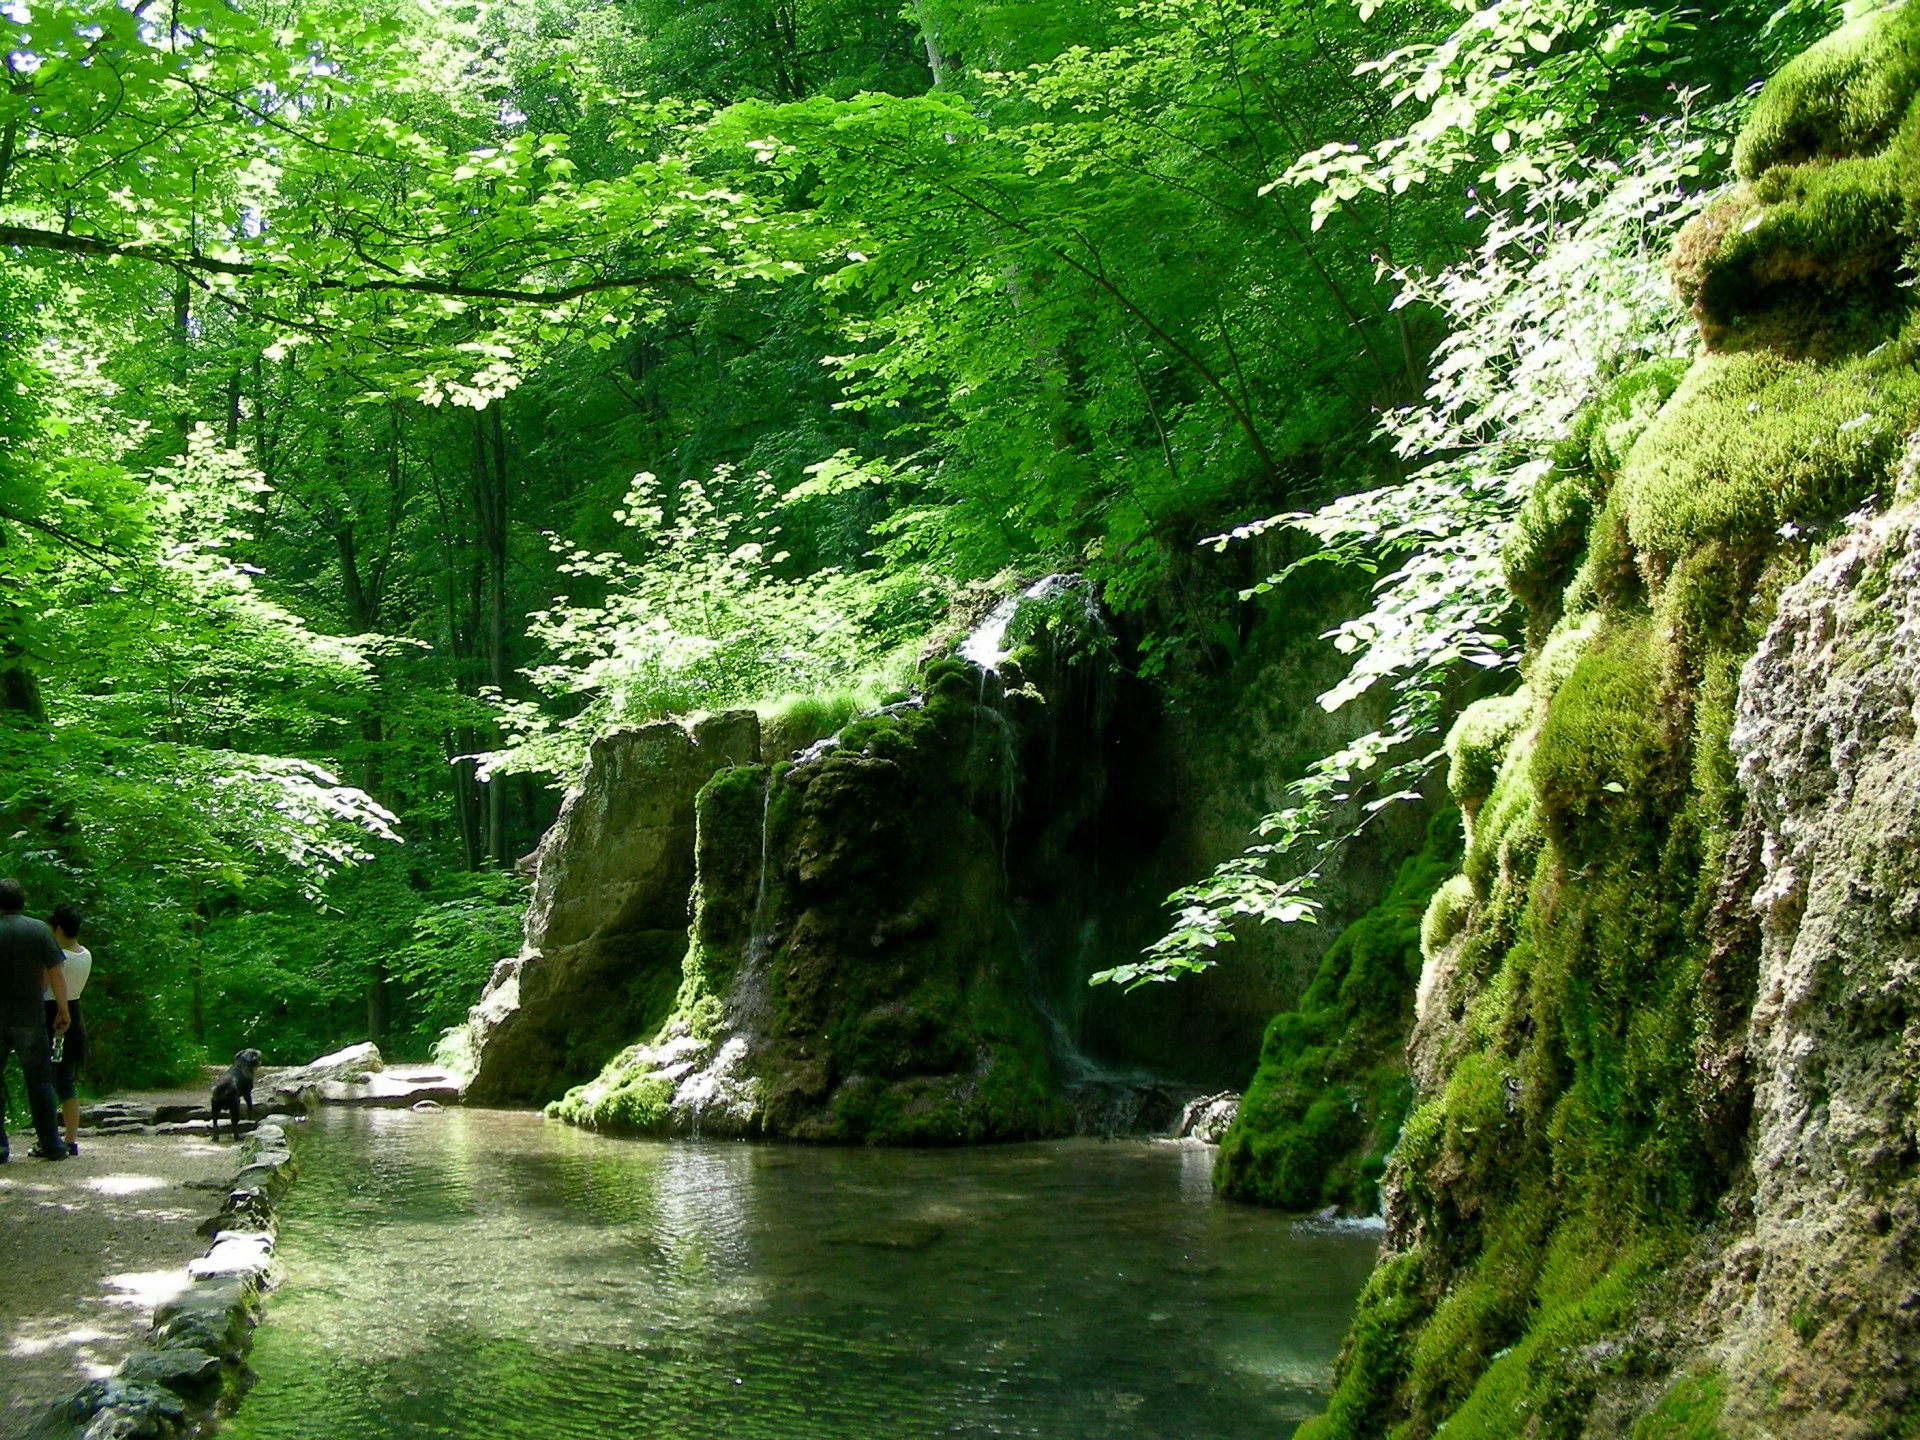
[959,594,1023,673]
[731,769,778,1036]
[958,574,1090,674]
[749,769,773,960]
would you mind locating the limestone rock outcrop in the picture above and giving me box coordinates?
[462,711,759,1105]
[550,655,1079,1142]
[1706,494,1920,1434]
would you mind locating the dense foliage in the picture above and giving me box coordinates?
[0,0,1850,1101]
[10,0,1913,1434]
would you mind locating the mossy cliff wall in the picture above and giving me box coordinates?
[1213,807,1461,1215]
[487,564,1427,1128]
[1300,10,1920,1436]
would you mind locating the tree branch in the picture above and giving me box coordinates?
[0,224,699,304]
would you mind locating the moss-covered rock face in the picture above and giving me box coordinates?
[551,632,1094,1142]
[1673,4,1920,348]
[1212,808,1461,1214]
[1706,496,1920,1435]
[1301,14,1920,1436]
[461,712,760,1106]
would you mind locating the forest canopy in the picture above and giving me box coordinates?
[0,0,1847,1084]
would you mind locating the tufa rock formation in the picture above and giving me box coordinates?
[547,584,1115,1142]
[1294,7,1920,1436]
[462,711,759,1105]
[1701,492,1920,1434]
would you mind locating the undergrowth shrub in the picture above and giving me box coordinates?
[1212,809,1461,1213]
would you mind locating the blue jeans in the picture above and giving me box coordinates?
[0,1019,64,1156]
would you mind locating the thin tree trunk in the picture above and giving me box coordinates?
[475,407,511,866]
[188,878,206,1047]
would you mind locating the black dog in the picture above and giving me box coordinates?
[210,1048,262,1139]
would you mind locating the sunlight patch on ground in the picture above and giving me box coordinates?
[0,1177,64,1198]
[84,1174,168,1197]
[6,1322,112,1359]
[102,1270,194,1311]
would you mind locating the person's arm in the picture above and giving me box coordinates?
[46,952,69,1034]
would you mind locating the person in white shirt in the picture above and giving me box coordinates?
[45,904,92,1157]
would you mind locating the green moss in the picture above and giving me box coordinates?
[1212,808,1462,1213]
[1506,469,1597,625]
[546,1046,676,1133]
[1436,1237,1671,1437]
[1294,1252,1433,1440]
[1735,4,1920,177]
[1531,620,1671,844]
[1633,1369,1727,1440]
[1420,874,1474,959]
[1527,612,1601,702]
[1446,690,1532,813]
[1586,359,1693,481]
[1675,4,1920,344]
[1462,731,1543,902]
[1676,144,1913,333]
[1506,361,1689,633]
[1606,324,1920,579]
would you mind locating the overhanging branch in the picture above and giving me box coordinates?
[0,223,699,304]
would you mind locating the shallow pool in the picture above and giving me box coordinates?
[221,1108,1376,1440]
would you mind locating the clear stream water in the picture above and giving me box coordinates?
[221,1108,1378,1440]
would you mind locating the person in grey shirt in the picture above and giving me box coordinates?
[0,877,70,1160]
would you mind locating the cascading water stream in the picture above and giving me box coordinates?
[958,593,1023,674]
[749,770,774,962]
[730,770,778,1035]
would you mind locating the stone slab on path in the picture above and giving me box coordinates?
[78,1060,459,1131]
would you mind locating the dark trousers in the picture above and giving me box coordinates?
[0,1019,64,1156]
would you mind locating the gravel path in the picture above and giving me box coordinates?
[0,1092,245,1440]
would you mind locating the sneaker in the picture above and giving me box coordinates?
[65,1141,77,1156]
[28,1145,66,1161]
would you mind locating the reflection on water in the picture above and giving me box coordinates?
[222,1109,1376,1440]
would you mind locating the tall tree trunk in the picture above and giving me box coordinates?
[913,1,953,85]
[188,878,206,1048]
[474,407,511,867]
[172,270,193,443]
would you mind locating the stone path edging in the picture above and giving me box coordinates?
[26,1122,298,1440]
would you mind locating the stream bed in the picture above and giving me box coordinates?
[221,1107,1377,1440]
